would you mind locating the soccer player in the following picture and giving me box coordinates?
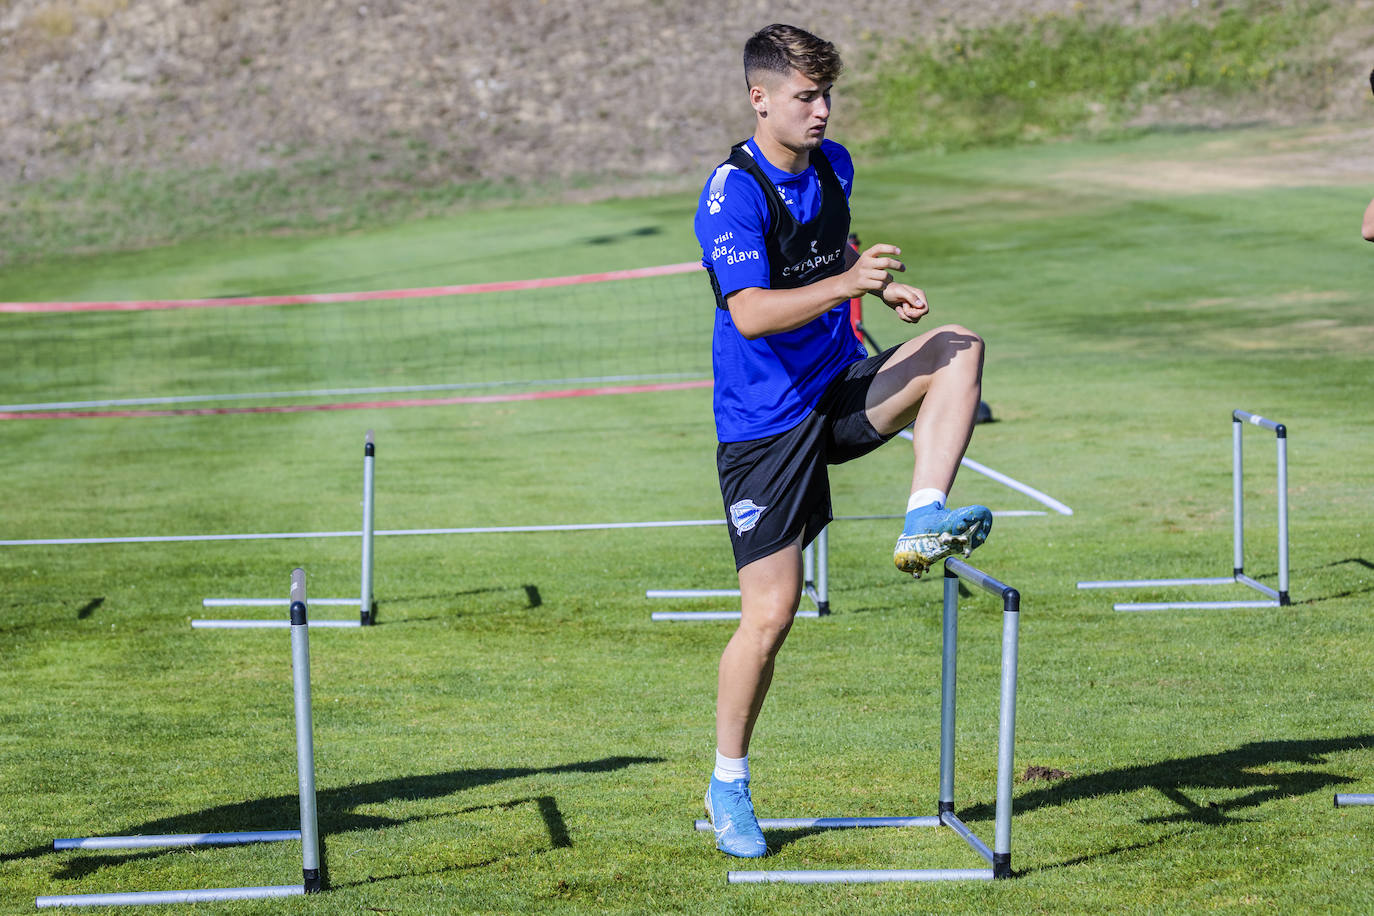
[692,23,993,858]
[1365,71,1373,242]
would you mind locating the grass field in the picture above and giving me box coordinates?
[2,123,1373,914]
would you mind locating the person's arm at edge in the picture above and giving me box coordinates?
[726,243,905,339]
[1363,196,1374,242]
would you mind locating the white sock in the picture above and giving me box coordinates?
[714,750,750,783]
[907,489,946,513]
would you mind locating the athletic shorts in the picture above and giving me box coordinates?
[717,346,902,570]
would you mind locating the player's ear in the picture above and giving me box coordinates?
[749,83,768,116]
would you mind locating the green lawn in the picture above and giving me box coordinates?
[2,124,1373,914]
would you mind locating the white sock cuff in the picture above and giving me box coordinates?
[907,489,946,513]
[714,750,750,783]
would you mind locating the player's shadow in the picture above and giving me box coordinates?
[958,734,1374,873]
[10,755,660,884]
[762,735,1373,859]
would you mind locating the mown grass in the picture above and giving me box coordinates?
[1,125,1373,914]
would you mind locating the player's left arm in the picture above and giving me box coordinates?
[877,280,929,324]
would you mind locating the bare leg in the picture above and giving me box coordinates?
[716,538,804,757]
[863,324,985,496]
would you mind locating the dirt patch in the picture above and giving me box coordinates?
[1021,765,1070,782]
[1054,125,1374,194]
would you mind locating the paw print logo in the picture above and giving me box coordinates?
[707,190,726,215]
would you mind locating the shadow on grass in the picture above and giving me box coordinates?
[374,583,544,623]
[955,734,1374,873]
[332,794,572,888]
[1297,557,1374,604]
[8,755,660,884]
[758,735,1374,863]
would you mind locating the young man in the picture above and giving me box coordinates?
[1364,72,1373,242]
[691,23,993,858]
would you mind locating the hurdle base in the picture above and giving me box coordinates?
[1077,573,1287,613]
[202,598,361,607]
[695,811,1007,883]
[1335,793,1374,807]
[37,885,305,908]
[1115,599,1278,612]
[648,586,826,622]
[54,830,298,851]
[653,609,820,622]
[192,619,364,629]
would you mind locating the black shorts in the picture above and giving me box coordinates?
[717,346,902,570]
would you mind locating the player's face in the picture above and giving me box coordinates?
[753,69,832,155]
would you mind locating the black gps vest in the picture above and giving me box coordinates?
[708,142,851,310]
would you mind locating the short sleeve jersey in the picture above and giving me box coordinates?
[694,138,866,442]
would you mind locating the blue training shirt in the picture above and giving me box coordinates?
[694,138,865,442]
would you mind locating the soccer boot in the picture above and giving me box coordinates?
[704,775,768,858]
[893,502,993,579]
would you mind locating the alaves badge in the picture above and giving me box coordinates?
[729,499,767,535]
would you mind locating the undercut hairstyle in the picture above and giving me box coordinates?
[743,23,842,89]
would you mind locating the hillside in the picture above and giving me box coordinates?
[2,0,1371,262]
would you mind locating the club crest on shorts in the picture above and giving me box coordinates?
[729,499,767,535]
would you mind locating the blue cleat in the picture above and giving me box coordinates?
[894,502,993,579]
[704,775,768,858]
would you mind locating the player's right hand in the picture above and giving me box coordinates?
[845,243,905,299]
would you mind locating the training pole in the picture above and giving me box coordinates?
[38,569,324,907]
[290,569,323,892]
[1077,409,1291,611]
[195,432,376,628]
[698,557,1021,884]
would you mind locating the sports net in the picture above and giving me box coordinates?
[0,264,712,413]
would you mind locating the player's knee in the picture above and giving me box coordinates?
[933,324,984,372]
[937,324,982,352]
[738,605,797,653]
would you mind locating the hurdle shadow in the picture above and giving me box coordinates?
[374,583,545,623]
[1296,557,1374,604]
[7,755,660,881]
[330,795,572,889]
[953,734,1374,874]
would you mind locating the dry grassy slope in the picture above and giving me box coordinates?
[0,0,1368,189]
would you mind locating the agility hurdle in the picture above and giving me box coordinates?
[649,527,830,621]
[195,432,377,629]
[1078,409,1290,611]
[38,569,322,907]
[696,557,1021,883]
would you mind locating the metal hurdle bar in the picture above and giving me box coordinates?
[195,431,377,629]
[38,569,323,907]
[1077,409,1290,611]
[696,557,1021,883]
[649,527,830,621]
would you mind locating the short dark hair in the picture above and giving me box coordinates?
[743,23,842,89]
